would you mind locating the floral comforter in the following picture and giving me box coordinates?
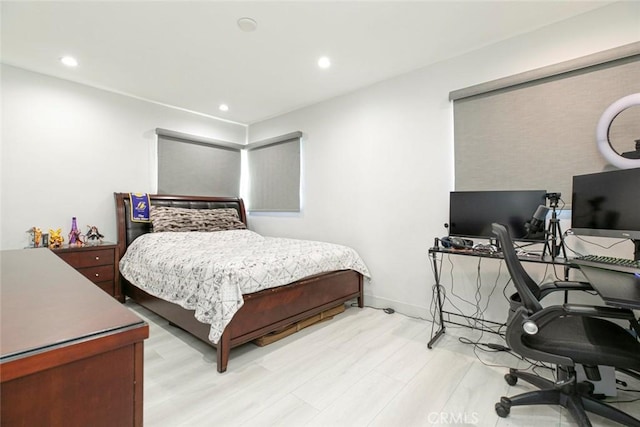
[119,230,370,343]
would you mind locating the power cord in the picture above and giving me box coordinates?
[564,232,630,257]
[348,302,436,324]
[429,252,509,335]
[458,337,510,352]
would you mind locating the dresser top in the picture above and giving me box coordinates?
[49,241,116,253]
[0,249,145,361]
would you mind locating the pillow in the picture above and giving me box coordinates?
[150,206,246,232]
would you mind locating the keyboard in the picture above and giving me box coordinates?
[572,254,640,274]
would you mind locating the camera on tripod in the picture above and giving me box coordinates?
[543,192,566,259]
[546,192,561,204]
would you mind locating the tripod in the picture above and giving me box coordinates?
[542,193,567,260]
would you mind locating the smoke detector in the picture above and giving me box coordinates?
[237,17,257,32]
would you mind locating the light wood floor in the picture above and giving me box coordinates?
[128,301,640,426]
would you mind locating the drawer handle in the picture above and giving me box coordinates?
[95,273,100,277]
[95,256,100,260]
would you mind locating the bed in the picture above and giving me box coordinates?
[114,193,367,372]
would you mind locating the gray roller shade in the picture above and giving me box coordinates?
[451,43,640,203]
[247,132,302,212]
[157,128,242,197]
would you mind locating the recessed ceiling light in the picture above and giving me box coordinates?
[219,104,229,112]
[237,17,257,32]
[60,56,78,67]
[318,56,331,69]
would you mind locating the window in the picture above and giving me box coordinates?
[451,43,640,199]
[156,128,242,197]
[246,132,302,212]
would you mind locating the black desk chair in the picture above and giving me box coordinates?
[505,244,592,322]
[492,223,640,427]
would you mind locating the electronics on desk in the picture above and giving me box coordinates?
[437,237,498,254]
[526,204,550,236]
[448,190,548,243]
[571,168,640,261]
[439,236,474,249]
[473,243,499,254]
[571,168,640,241]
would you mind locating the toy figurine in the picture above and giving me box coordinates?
[68,217,84,246]
[49,228,64,248]
[33,227,42,247]
[86,225,104,243]
[26,227,35,247]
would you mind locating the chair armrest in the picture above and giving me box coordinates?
[525,304,640,343]
[526,304,635,329]
[562,303,636,320]
[539,281,592,298]
[507,304,639,367]
[507,306,574,366]
[552,280,592,290]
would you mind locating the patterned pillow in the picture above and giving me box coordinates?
[150,206,246,232]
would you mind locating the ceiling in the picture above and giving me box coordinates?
[1,1,612,125]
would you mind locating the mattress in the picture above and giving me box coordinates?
[119,229,370,343]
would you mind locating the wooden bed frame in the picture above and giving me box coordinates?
[114,193,364,372]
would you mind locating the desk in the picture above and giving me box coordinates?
[428,246,571,348]
[1,249,149,426]
[576,265,640,310]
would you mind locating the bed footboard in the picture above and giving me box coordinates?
[123,269,363,372]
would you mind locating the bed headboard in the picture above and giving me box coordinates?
[114,193,247,259]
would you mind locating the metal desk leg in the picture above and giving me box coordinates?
[428,250,445,348]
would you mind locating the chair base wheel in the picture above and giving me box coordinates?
[495,401,511,418]
[505,373,518,386]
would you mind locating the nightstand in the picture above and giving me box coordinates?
[51,242,123,302]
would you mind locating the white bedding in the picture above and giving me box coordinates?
[119,230,370,343]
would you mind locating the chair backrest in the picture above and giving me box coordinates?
[492,223,543,315]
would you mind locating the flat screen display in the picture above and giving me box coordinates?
[449,190,547,241]
[571,168,640,240]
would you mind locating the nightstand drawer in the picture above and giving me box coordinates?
[78,265,114,283]
[56,249,114,268]
[51,242,122,302]
[95,280,115,296]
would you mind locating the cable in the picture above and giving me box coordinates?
[480,259,503,315]
[426,253,556,373]
[349,303,432,322]
[564,232,631,257]
[458,337,509,352]
[457,332,554,371]
[502,277,513,303]
[447,254,481,310]
[434,252,511,335]
[429,253,490,333]
[451,258,514,368]
[444,254,561,372]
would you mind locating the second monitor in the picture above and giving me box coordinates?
[449,190,548,242]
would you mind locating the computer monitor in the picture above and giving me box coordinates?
[571,168,640,241]
[448,190,548,242]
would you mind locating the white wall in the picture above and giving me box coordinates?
[0,64,246,249]
[248,2,640,320]
[1,2,637,323]
[248,62,455,316]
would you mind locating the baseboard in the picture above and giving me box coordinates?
[362,294,434,322]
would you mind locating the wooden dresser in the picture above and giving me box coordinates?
[51,242,122,302]
[0,249,148,426]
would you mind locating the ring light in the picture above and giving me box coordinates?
[595,93,640,169]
